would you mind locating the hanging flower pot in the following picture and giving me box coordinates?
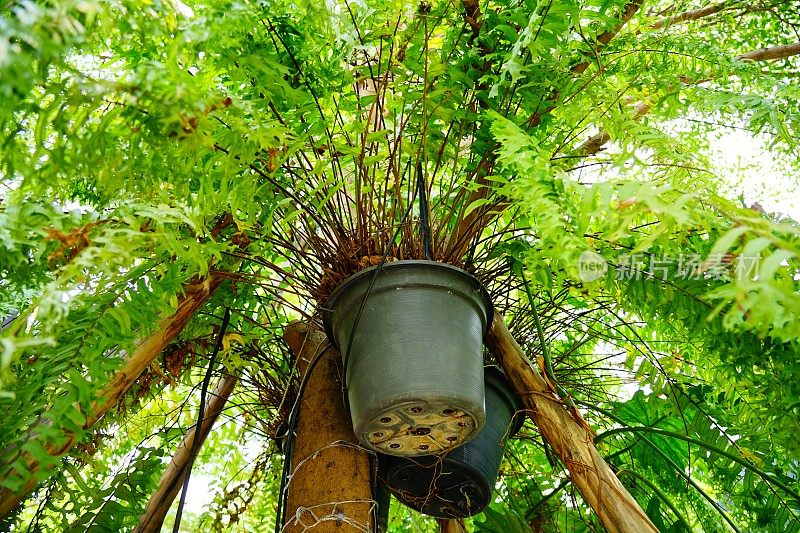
[323,260,493,456]
[380,367,523,518]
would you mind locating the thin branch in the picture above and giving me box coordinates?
[738,41,800,61]
[651,3,728,29]
[577,41,800,156]
[172,308,231,533]
[596,426,800,503]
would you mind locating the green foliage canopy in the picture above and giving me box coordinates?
[0,0,799,531]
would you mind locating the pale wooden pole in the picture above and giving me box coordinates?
[438,518,468,532]
[282,322,373,532]
[485,312,658,533]
[0,275,224,519]
[134,373,238,533]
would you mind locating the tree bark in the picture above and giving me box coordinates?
[134,373,238,533]
[282,322,373,532]
[485,312,657,533]
[0,274,224,519]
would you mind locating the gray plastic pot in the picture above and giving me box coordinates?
[381,367,523,518]
[323,260,493,456]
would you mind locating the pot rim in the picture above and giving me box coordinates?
[321,260,494,347]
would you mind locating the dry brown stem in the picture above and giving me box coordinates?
[739,42,800,62]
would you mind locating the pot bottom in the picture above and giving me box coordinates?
[360,398,480,456]
[383,456,488,518]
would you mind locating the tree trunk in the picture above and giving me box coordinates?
[485,312,658,533]
[282,322,373,532]
[134,373,238,533]
[0,275,224,519]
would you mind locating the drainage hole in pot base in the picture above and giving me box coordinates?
[362,402,479,456]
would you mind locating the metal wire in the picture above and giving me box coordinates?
[173,307,231,533]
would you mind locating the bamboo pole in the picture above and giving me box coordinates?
[282,322,373,533]
[0,275,224,519]
[134,373,238,533]
[485,312,658,533]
